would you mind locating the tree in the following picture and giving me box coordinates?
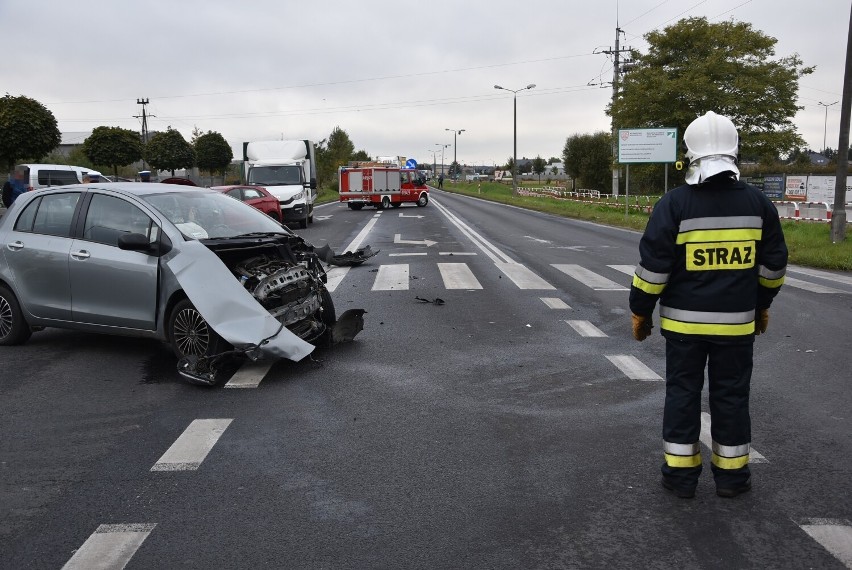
[448,161,461,178]
[193,131,233,177]
[0,95,61,171]
[144,127,195,175]
[563,131,613,191]
[505,157,515,172]
[351,149,371,162]
[609,17,813,164]
[83,126,143,177]
[532,155,547,182]
[316,126,356,187]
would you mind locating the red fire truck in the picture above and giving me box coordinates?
[338,164,429,210]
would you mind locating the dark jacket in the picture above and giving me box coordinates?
[2,178,28,207]
[629,174,788,342]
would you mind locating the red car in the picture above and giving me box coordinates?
[210,185,281,222]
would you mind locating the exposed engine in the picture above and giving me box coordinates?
[232,255,325,340]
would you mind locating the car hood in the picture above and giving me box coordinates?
[167,239,314,361]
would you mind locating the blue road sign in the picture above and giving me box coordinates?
[405,158,418,169]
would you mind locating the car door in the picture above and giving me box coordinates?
[70,193,159,330]
[3,191,82,320]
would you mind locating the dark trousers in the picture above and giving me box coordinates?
[662,338,753,489]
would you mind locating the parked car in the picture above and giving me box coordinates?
[0,182,335,364]
[210,185,282,222]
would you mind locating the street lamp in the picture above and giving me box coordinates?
[435,143,450,179]
[494,83,536,195]
[445,128,465,180]
[818,101,839,154]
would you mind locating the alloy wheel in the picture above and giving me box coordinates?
[173,307,210,357]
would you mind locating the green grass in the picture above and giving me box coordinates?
[436,180,852,271]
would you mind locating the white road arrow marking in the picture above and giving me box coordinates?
[394,233,437,247]
[399,213,424,218]
[314,215,333,221]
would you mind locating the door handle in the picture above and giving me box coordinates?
[71,250,91,260]
[7,241,24,251]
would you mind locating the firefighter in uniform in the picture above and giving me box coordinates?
[629,111,787,499]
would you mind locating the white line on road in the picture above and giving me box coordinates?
[439,251,477,256]
[605,355,663,381]
[798,518,852,568]
[438,263,483,289]
[431,198,513,264]
[553,264,629,291]
[789,266,852,286]
[151,419,233,471]
[784,276,848,294]
[566,320,608,337]
[699,412,768,463]
[224,359,276,389]
[608,264,636,277]
[389,252,428,257]
[323,213,383,292]
[372,264,410,290]
[541,297,572,310]
[62,523,156,570]
[496,262,556,290]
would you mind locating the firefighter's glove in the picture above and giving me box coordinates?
[631,313,653,341]
[755,309,769,335]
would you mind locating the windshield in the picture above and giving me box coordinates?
[248,165,303,186]
[141,190,292,239]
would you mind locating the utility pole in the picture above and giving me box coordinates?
[134,98,153,171]
[601,27,632,197]
[831,3,852,243]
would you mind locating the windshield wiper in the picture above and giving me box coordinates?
[231,231,289,238]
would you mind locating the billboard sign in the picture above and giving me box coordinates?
[618,128,678,163]
[762,175,784,200]
[785,175,807,200]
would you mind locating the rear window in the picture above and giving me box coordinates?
[37,169,80,187]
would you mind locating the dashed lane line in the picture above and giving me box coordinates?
[150,419,233,471]
[62,523,156,570]
[566,320,607,337]
[224,359,276,389]
[541,297,572,310]
[605,355,663,381]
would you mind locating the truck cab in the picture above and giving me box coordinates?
[242,140,317,229]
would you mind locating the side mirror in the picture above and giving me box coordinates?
[117,232,172,256]
[310,177,317,190]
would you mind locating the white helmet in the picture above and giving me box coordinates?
[683,111,739,162]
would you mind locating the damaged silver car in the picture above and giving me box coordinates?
[0,183,354,381]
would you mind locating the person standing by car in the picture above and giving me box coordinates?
[438,173,444,189]
[629,111,787,499]
[2,167,29,207]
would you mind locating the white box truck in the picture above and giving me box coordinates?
[242,140,317,228]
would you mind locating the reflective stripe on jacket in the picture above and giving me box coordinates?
[629,175,788,341]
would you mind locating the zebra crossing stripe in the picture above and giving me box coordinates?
[798,519,852,567]
[541,297,571,309]
[496,262,555,290]
[438,263,483,289]
[372,264,410,290]
[151,419,233,471]
[553,264,628,291]
[566,320,607,337]
[700,412,768,463]
[605,355,662,381]
[62,523,156,570]
[607,264,636,277]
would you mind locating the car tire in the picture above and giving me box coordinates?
[299,209,308,229]
[351,203,364,211]
[391,202,401,208]
[168,298,229,360]
[381,196,390,210]
[308,206,314,224]
[417,193,429,207]
[0,285,32,346]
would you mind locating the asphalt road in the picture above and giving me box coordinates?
[1,190,851,569]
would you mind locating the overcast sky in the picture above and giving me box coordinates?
[2,0,849,168]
